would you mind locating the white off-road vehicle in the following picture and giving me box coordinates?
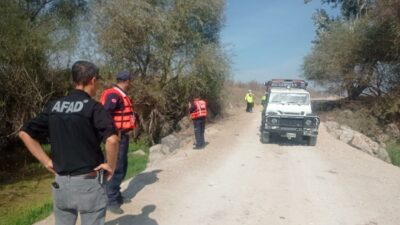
[261,79,320,146]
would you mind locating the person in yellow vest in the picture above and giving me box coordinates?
[261,91,269,109]
[100,71,137,214]
[189,96,208,149]
[261,91,269,130]
[245,90,254,112]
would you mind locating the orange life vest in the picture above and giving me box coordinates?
[190,99,207,119]
[100,87,136,130]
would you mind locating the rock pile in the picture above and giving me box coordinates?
[148,117,193,167]
[325,121,391,163]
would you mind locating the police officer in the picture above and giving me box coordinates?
[189,96,208,149]
[100,71,136,214]
[18,61,119,225]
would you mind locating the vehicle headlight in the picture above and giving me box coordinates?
[271,118,278,124]
[305,119,313,126]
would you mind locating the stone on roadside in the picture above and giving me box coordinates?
[133,149,146,156]
[339,127,354,144]
[350,132,391,163]
[350,133,374,155]
[324,120,392,164]
[161,134,180,151]
[148,144,164,167]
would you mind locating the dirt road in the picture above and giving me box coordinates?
[36,106,400,225]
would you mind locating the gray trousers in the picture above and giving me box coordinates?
[53,174,107,225]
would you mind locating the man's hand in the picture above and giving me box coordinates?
[19,131,55,175]
[95,163,114,181]
[44,159,56,174]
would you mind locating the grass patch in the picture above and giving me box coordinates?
[126,139,150,179]
[0,140,149,225]
[6,201,53,225]
[387,141,400,167]
[0,172,53,225]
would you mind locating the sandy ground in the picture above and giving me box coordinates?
[35,105,400,225]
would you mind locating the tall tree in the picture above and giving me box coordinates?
[95,0,228,142]
[0,0,88,153]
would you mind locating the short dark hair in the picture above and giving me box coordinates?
[71,61,100,85]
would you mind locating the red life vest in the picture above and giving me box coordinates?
[190,99,207,119]
[100,87,136,130]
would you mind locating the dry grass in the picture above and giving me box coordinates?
[222,81,265,111]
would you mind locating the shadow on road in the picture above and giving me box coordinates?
[122,169,162,201]
[105,205,158,225]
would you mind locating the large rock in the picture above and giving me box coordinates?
[148,144,165,166]
[350,133,374,155]
[350,132,391,163]
[325,120,391,163]
[339,126,354,144]
[161,134,180,152]
[130,149,146,156]
[149,144,162,154]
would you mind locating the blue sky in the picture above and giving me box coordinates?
[221,0,337,82]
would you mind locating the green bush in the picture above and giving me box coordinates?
[387,141,400,167]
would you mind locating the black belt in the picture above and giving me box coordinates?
[58,171,98,179]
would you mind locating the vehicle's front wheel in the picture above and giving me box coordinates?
[261,131,270,143]
[307,136,317,146]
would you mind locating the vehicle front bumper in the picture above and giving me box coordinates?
[263,125,319,137]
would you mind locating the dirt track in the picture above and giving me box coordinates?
[36,105,400,225]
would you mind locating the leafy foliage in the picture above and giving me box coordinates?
[0,0,88,162]
[96,0,228,143]
[304,0,400,123]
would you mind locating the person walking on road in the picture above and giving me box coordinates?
[100,71,137,214]
[245,90,254,112]
[19,60,119,225]
[189,96,208,149]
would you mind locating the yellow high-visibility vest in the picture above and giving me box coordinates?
[245,93,254,103]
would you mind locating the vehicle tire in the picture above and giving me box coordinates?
[308,136,317,146]
[261,131,270,143]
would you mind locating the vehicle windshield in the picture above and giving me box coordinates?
[269,93,309,105]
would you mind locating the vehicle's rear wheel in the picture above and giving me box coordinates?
[307,136,317,146]
[261,131,270,143]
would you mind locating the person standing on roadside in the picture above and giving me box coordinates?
[245,90,254,112]
[100,71,137,214]
[189,96,208,149]
[261,91,269,109]
[19,60,119,225]
[261,91,269,130]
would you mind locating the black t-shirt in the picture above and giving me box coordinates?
[21,89,116,175]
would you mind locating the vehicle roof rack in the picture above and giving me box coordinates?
[264,79,308,91]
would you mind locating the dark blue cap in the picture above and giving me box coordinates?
[116,71,132,81]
